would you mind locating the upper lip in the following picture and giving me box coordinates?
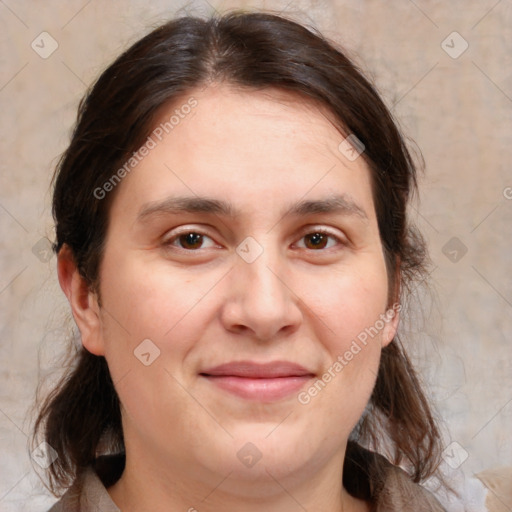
[200,361,315,378]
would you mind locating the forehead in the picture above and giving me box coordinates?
[109,84,376,222]
[148,84,350,168]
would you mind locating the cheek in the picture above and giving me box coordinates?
[304,263,389,350]
[101,254,201,332]
[97,253,227,373]
[297,262,388,412]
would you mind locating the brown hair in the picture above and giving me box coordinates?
[33,11,442,498]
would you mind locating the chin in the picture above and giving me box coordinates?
[196,426,325,488]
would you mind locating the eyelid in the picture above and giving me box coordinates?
[293,225,349,247]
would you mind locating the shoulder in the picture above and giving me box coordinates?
[46,454,124,512]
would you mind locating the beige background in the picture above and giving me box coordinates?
[1,1,511,510]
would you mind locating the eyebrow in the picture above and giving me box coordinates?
[137,194,368,223]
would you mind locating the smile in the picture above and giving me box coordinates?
[200,361,315,401]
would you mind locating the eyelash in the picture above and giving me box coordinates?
[163,227,347,253]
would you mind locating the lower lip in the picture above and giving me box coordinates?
[202,375,313,401]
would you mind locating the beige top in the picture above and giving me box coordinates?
[47,449,447,511]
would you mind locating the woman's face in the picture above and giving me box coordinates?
[78,85,398,492]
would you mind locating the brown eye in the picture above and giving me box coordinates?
[177,232,204,249]
[295,230,344,251]
[163,229,218,253]
[304,232,329,250]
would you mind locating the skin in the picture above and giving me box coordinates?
[58,84,399,512]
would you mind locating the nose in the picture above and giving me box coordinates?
[220,247,303,341]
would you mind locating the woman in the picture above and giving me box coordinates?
[33,11,447,511]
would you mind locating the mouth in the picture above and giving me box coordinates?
[199,361,315,402]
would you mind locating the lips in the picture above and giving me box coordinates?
[200,361,315,401]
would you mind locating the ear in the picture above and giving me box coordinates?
[381,303,400,348]
[57,245,105,356]
[382,257,401,347]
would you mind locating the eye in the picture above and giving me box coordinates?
[164,231,218,251]
[295,229,344,250]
